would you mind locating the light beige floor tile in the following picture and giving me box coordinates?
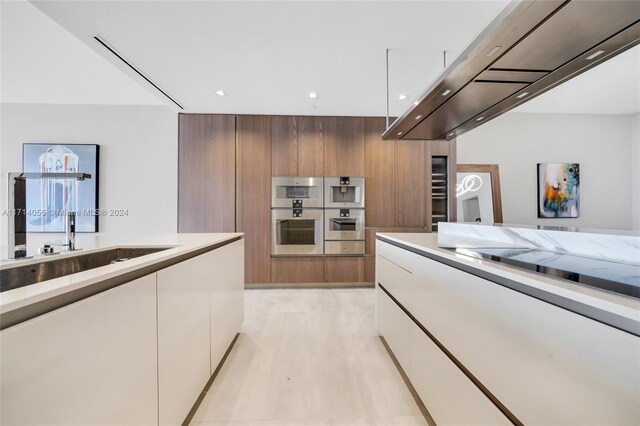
[190,288,427,426]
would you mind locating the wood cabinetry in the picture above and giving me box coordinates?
[237,115,272,284]
[365,119,456,230]
[271,116,298,176]
[271,116,324,177]
[179,114,236,232]
[396,140,426,227]
[178,114,456,286]
[365,117,396,227]
[323,117,365,176]
[271,257,324,283]
[324,256,365,283]
[298,116,324,176]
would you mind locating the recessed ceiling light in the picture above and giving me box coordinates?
[516,92,529,99]
[413,100,419,105]
[397,94,407,101]
[486,46,502,57]
[308,92,318,99]
[586,50,605,60]
[415,115,422,120]
[476,116,485,122]
[215,90,226,96]
[441,89,451,96]
[397,132,403,136]
[448,132,455,137]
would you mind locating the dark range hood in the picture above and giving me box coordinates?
[383,0,640,141]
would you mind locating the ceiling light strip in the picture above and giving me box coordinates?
[93,36,184,110]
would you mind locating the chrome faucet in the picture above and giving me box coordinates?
[7,172,91,259]
[65,211,76,251]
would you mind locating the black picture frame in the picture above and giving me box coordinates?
[22,143,100,232]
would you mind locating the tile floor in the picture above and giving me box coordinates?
[190,288,427,426]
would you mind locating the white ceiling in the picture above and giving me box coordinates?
[3,1,638,116]
[0,0,163,106]
[25,0,510,116]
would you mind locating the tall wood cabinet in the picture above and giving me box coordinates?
[323,117,365,177]
[236,115,272,284]
[362,117,457,282]
[178,114,456,286]
[178,114,235,232]
[271,116,324,177]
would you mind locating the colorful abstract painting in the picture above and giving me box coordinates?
[537,163,580,218]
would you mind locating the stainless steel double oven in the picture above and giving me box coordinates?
[271,177,324,255]
[271,176,365,256]
[323,177,365,255]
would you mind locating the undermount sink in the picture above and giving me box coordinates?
[1,247,172,293]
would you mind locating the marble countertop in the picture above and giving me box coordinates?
[1,233,242,319]
[377,232,640,332]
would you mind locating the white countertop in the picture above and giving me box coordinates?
[378,232,640,326]
[1,233,242,315]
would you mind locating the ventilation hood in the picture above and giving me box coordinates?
[383,0,640,141]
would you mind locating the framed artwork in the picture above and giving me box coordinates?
[537,162,579,218]
[22,143,100,232]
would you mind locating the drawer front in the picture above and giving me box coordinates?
[407,254,640,425]
[376,285,414,375]
[377,287,510,425]
[410,315,511,425]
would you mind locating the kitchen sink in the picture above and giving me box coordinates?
[1,247,171,293]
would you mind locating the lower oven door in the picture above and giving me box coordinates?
[324,209,365,241]
[271,209,324,256]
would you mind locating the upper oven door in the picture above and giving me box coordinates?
[271,176,324,209]
[271,208,324,256]
[324,177,365,209]
[324,209,365,241]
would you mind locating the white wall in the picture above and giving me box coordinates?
[631,113,640,231]
[458,112,635,230]
[1,103,178,255]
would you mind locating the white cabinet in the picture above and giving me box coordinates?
[377,287,509,426]
[376,283,413,374]
[209,240,244,372]
[1,239,245,426]
[157,253,212,426]
[376,240,640,425]
[157,240,245,425]
[410,314,510,426]
[0,274,158,425]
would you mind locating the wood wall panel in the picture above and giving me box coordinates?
[178,114,235,232]
[271,257,324,283]
[365,117,396,227]
[365,256,375,283]
[297,116,324,176]
[324,257,365,283]
[396,140,426,227]
[179,114,457,285]
[323,117,365,177]
[271,116,297,176]
[237,115,271,284]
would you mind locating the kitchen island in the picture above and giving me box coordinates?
[376,227,640,426]
[0,233,244,425]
